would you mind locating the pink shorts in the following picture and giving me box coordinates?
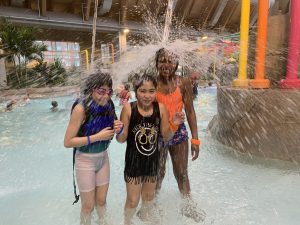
[75,150,110,192]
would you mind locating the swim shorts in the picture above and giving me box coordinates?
[75,150,110,192]
[162,123,188,147]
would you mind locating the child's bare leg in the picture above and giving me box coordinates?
[170,142,206,222]
[80,190,95,225]
[95,184,109,224]
[124,207,137,225]
[80,212,92,225]
[169,141,190,196]
[138,181,157,221]
[156,146,168,192]
[124,181,141,225]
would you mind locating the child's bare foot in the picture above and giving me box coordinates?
[181,201,206,223]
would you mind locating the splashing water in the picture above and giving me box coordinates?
[106,0,243,87]
[90,0,99,72]
[162,0,174,44]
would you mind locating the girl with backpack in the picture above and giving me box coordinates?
[64,72,123,225]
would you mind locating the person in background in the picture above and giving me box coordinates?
[64,72,123,225]
[190,72,199,100]
[155,48,205,222]
[192,80,198,99]
[116,74,184,225]
[118,84,132,106]
[51,101,59,112]
[23,94,30,103]
[5,100,17,112]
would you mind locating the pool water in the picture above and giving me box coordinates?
[0,88,299,225]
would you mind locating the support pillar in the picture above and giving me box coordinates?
[0,58,7,89]
[120,0,128,25]
[249,0,270,88]
[232,0,250,87]
[41,0,47,17]
[280,0,300,89]
[119,31,127,56]
[84,0,92,21]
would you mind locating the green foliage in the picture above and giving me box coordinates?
[0,18,48,87]
[45,58,67,86]
[5,58,68,88]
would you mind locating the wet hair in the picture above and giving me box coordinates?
[134,74,157,93]
[51,101,58,107]
[83,72,113,96]
[124,84,130,90]
[6,102,13,109]
[6,100,16,109]
[155,48,179,71]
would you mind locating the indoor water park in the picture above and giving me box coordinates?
[0,0,299,225]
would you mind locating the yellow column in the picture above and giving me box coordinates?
[232,0,250,87]
[84,49,89,71]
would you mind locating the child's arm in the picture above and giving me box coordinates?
[159,103,184,141]
[128,91,132,100]
[116,103,131,143]
[182,77,200,160]
[64,104,86,148]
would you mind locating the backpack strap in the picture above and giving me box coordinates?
[72,148,80,205]
[71,99,81,205]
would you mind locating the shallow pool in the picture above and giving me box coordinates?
[0,88,299,225]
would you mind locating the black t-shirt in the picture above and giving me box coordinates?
[124,101,161,184]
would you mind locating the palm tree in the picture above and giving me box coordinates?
[0,18,47,87]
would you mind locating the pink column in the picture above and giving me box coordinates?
[280,0,300,89]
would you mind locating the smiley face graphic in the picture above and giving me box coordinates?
[134,125,158,156]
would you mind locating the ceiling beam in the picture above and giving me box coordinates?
[180,0,195,23]
[84,0,92,21]
[202,0,219,27]
[209,0,229,27]
[222,0,240,29]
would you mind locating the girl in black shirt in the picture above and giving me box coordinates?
[116,74,185,224]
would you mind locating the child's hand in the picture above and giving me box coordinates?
[172,112,185,126]
[95,127,115,141]
[113,120,124,134]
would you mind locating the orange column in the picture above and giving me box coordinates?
[249,0,270,88]
[109,43,115,64]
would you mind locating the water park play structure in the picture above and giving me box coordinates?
[233,0,300,88]
[209,0,300,163]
